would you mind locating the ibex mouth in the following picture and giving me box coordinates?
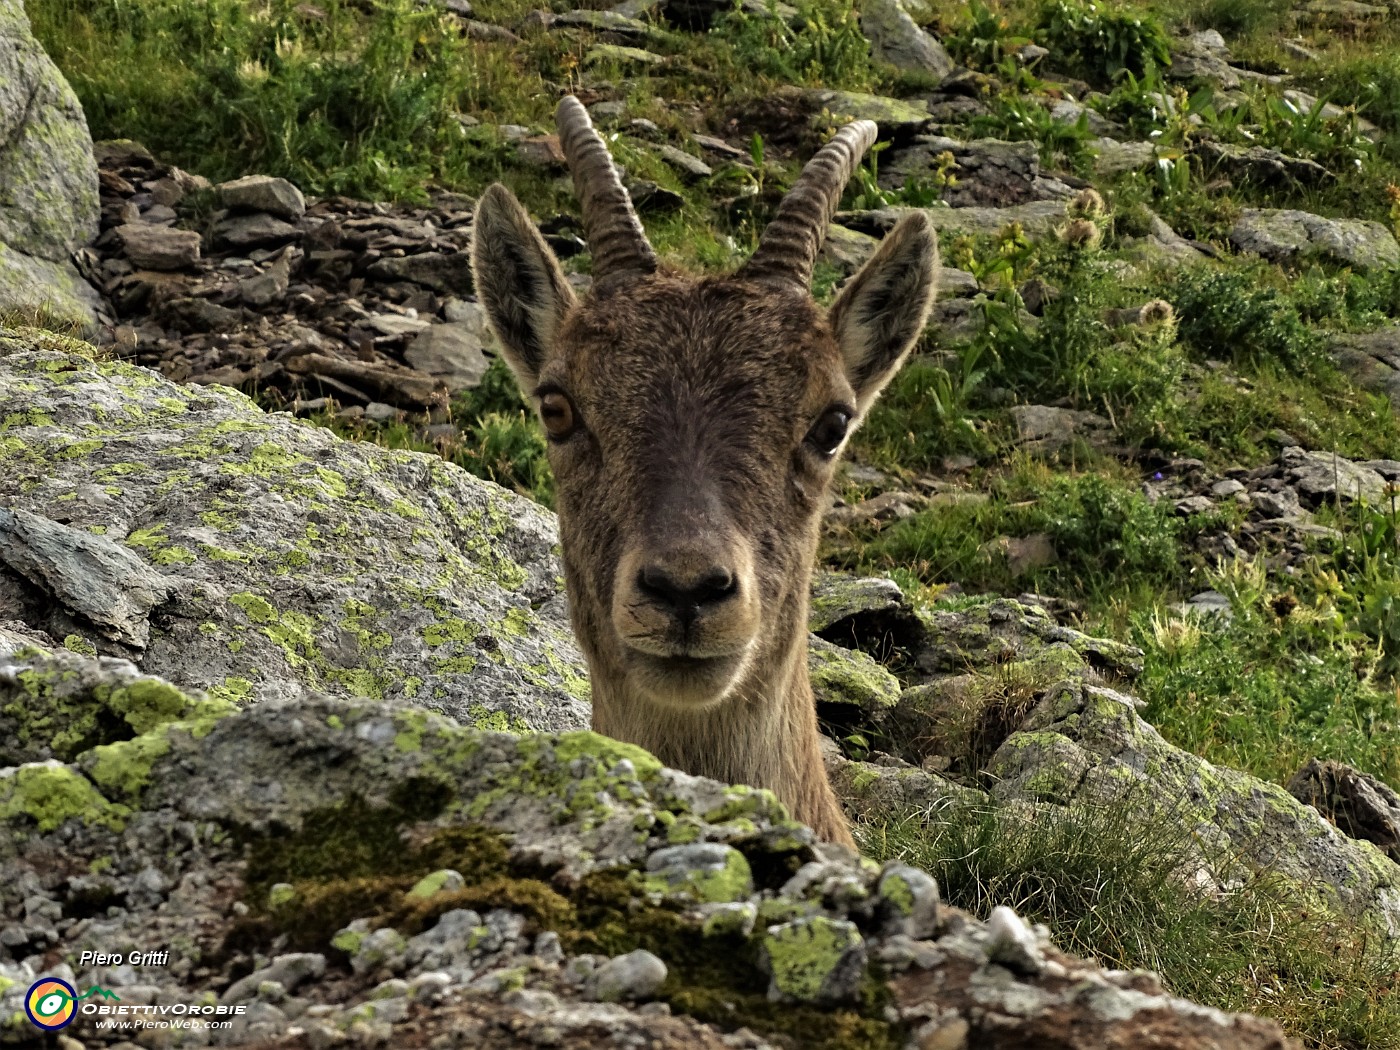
[647,652,726,674]
[626,646,751,708]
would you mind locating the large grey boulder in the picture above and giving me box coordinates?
[1230,208,1400,271]
[1330,324,1400,410]
[0,328,590,733]
[860,0,954,80]
[0,1,102,327]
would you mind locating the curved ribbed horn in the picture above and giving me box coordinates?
[738,120,879,289]
[556,96,657,280]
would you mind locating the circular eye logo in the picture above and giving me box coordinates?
[25,978,77,1030]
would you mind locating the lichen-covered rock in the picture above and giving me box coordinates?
[1231,208,1400,271]
[803,89,933,133]
[646,842,756,903]
[0,645,1297,1048]
[0,334,590,732]
[911,596,1145,679]
[876,864,939,939]
[807,635,902,717]
[1289,758,1400,865]
[0,2,101,327]
[759,916,867,1004]
[0,2,98,262]
[837,199,1070,242]
[821,595,1400,943]
[859,0,954,80]
[0,246,103,331]
[988,679,1400,937]
[808,572,923,660]
[881,135,1075,208]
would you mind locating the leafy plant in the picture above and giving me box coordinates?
[1152,149,1194,201]
[948,0,1033,69]
[314,358,556,506]
[1256,92,1372,170]
[33,0,502,199]
[460,411,554,506]
[1169,265,1323,371]
[843,143,954,209]
[846,466,1184,601]
[1327,490,1400,681]
[712,0,874,89]
[1134,551,1400,788]
[1036,0,1172,87]
[971,93,1097,169]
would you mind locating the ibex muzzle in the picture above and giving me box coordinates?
[472,97,939,847]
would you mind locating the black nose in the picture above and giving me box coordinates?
[637,565,738,628]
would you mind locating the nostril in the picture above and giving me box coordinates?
[638,566,676,605]
[694,567,737,605]
[636,565,739,613]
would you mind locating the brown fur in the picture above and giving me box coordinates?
[472,126,938,849]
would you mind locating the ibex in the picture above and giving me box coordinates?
[471,98,938,848]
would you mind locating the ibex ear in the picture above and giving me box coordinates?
[471,183,577,390]
[827,213,939,416]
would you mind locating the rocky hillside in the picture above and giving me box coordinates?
[6,0,1400,1044]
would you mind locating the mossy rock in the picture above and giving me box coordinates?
[809,635,901,717]
[988,680,1400,939]
[0,339,590,733]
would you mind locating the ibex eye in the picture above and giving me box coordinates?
[806,408,851,458]
[538,391,577,441]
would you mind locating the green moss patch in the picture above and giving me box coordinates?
[0,763,128,832]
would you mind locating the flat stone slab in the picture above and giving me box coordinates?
[803,89,932,133]
[1230,209,1400,271]
[114,223,202,271]
[217,174,307,221]
[404,319,492,392]
[0,507,175,649]
[1281,446,1389,505]
[836,200,1069,241]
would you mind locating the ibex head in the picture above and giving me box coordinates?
[472,97,937,721]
